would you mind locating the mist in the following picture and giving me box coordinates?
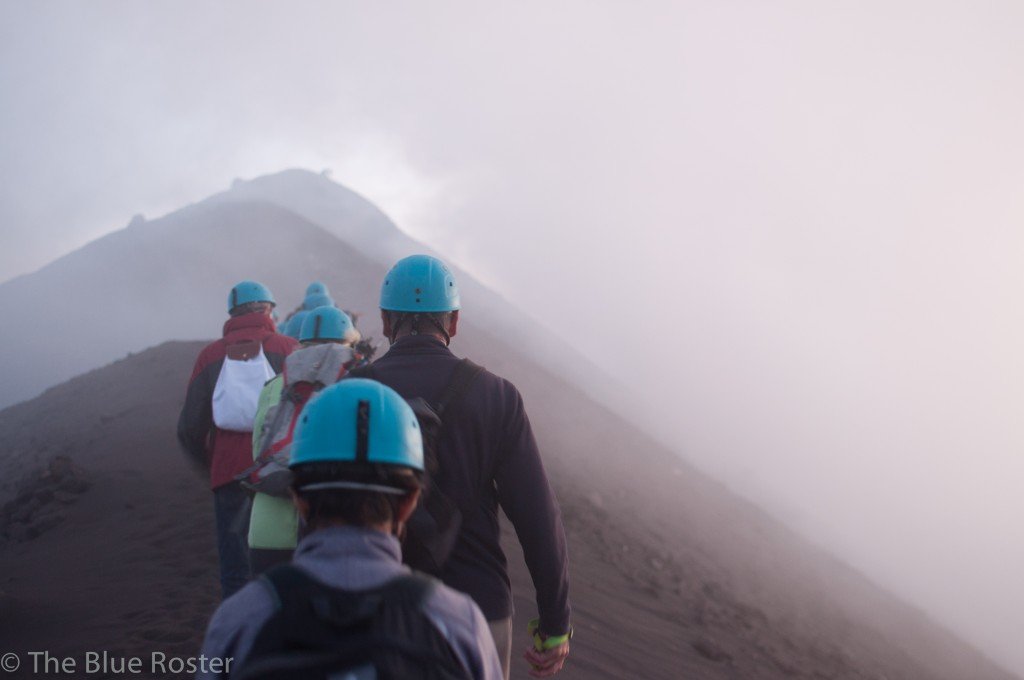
[2,1,1022,674]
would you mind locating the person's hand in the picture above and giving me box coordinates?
[522,640,570,677]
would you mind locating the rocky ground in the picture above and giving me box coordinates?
[0,341,1015,680]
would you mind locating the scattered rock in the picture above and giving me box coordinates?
[1,455,89,542]
[54,491,79,505]
[28,511,65,537]
[7,523,36,542]
[692,637,732,663]
[46,455,77,480]
[11,504,33,523]
[58,477,90,494]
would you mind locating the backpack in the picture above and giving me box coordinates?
[212,339,276,432]
[235,565,470,680]
[237,344,357,497]
[348,359,483,575]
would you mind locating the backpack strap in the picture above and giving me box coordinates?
[251,384,295,466]
[344,362,377,381]
[260,564,437,623]
[260,562,320,610]
[435,359,484,421]
[269,383,317,455]
[344,360,481,416]
[240,565,466,680]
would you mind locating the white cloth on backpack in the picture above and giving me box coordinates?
[213,343,275,432]
[283,343,353,389]
[257,344,354,458]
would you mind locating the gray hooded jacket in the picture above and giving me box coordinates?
[198,526,502,680]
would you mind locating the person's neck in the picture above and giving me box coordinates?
[391,331,447,344]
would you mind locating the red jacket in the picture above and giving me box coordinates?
[177,313,298,489]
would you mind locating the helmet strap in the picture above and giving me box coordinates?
[426,314,452,346]
[389,312,451,346]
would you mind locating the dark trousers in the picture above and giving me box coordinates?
[213,481,252,599]
[249,548,294,577]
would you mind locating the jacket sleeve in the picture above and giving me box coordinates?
[424,588,504,680]
[493,382,571,636]
[197,583,277,679]
[178,349,217,472]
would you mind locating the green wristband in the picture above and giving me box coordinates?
[527,618,573,651]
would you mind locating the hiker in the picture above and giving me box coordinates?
[305,280,328,298]
[349,255,572,679]
[281,281,329,325]
[244,306,362,575]
[178,281,298,599]
[281,292,332,339]
[280,281,334,338]
[198,379,503,680]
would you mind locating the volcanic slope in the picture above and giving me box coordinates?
[0,341,1014,680]
[0,169,613,411]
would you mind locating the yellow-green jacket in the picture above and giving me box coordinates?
[247,375,299,550]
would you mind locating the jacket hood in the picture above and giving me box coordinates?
[222,312,277,338]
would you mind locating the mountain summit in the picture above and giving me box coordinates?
[0,170,599,410]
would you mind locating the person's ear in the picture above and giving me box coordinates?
[396,487,422,524]
[381,310,392,339]
[392,487,422,538]
[291,490,310,522]
[448,310,459,338]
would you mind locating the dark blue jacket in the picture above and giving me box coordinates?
[364,335,570,635]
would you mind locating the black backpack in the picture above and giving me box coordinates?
[235,565,470,680]
[347,359,483,575]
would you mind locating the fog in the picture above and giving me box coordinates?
[2,1,1023,674]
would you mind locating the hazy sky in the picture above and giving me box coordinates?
[2,1,1023,673]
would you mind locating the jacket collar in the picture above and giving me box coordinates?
[294,525,402,565]
[222,312,276,337]
[382,334,453,357]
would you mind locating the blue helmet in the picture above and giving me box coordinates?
[300,306,360,344]
[290,379,424,472]
[303,292,335,311]
[380,255,460,313]
[228,280,275,312]
[306,281,329,297]
[283,310,310,339]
